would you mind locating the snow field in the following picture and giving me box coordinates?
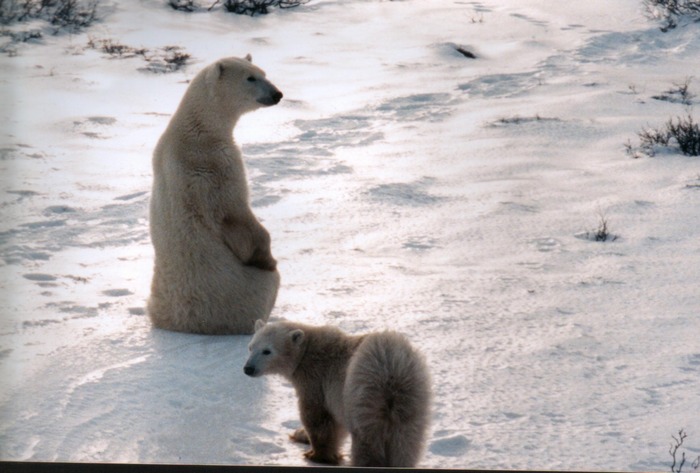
[1,0,699,469]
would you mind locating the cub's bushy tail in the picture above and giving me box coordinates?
[343,331,431,467]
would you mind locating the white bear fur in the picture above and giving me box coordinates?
[148,56,282,335]
[244,321,432,466]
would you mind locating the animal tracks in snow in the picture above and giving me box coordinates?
[72,116,118,140]
[245,92,459,210]
[679,354,700,375]
[429,433,472,457]
[458,72,543,99]
[366,180,445,207]
[102,289,133,297]
[22,273,57,282]
[0,191,149,265]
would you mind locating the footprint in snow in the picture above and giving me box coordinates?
[367,181,444,207]
[7,189,40,198]
[458,72,539,99]
[43,205,78,216]
[681,353,700,372]
[114,191,148,201]
[23,273,57,282]
[509,12,549,28]
[429,434,471,457]
[102,289,133,297]
[72,116,117,139]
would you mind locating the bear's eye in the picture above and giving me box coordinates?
[262,349,271,355]
[247,76,257,82]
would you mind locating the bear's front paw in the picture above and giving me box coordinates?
[303,449,341,465]
[246,248,277,271]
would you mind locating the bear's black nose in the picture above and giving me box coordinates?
[244,365,256,376]
[257,90,284,106]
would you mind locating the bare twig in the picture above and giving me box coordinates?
[669,429,699,473]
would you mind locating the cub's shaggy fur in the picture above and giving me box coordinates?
[244,321,431,467]
[148,56,282,334]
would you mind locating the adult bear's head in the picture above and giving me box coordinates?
[201,55,283,120]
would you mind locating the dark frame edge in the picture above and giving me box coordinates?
[0,461,619,473]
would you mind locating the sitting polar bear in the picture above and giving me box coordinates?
[244,320,432,467]
[148,55,282,335]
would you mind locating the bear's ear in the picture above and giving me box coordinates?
[289,329,304,345]
[244,53,252,63]
[205,60,225,83]
[212,60,225,80]
[254,319,266,332]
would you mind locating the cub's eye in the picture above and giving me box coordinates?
[262,349,271,355]
[247,76,257,82]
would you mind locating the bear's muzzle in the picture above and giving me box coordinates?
[257,90,283,106]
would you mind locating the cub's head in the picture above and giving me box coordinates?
[243,320,305,378]
[205,54,283,115]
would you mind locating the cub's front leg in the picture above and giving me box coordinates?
[289,427,310,444]
[222,215,277,271]
[298,404,344,465]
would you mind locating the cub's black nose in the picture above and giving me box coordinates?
[244,365,255,377]
[272,91,283,104]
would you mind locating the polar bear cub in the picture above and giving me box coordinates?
[148,56,282,335]
[244,320,432,467]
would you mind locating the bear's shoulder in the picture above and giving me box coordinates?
[297,327,364,375]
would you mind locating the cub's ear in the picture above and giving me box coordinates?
[244,53,253,63]
[254,319,266,332]
[289,329,304,345]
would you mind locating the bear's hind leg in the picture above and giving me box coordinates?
[350,433,386,467]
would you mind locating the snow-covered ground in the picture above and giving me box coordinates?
[1,0,699,469]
